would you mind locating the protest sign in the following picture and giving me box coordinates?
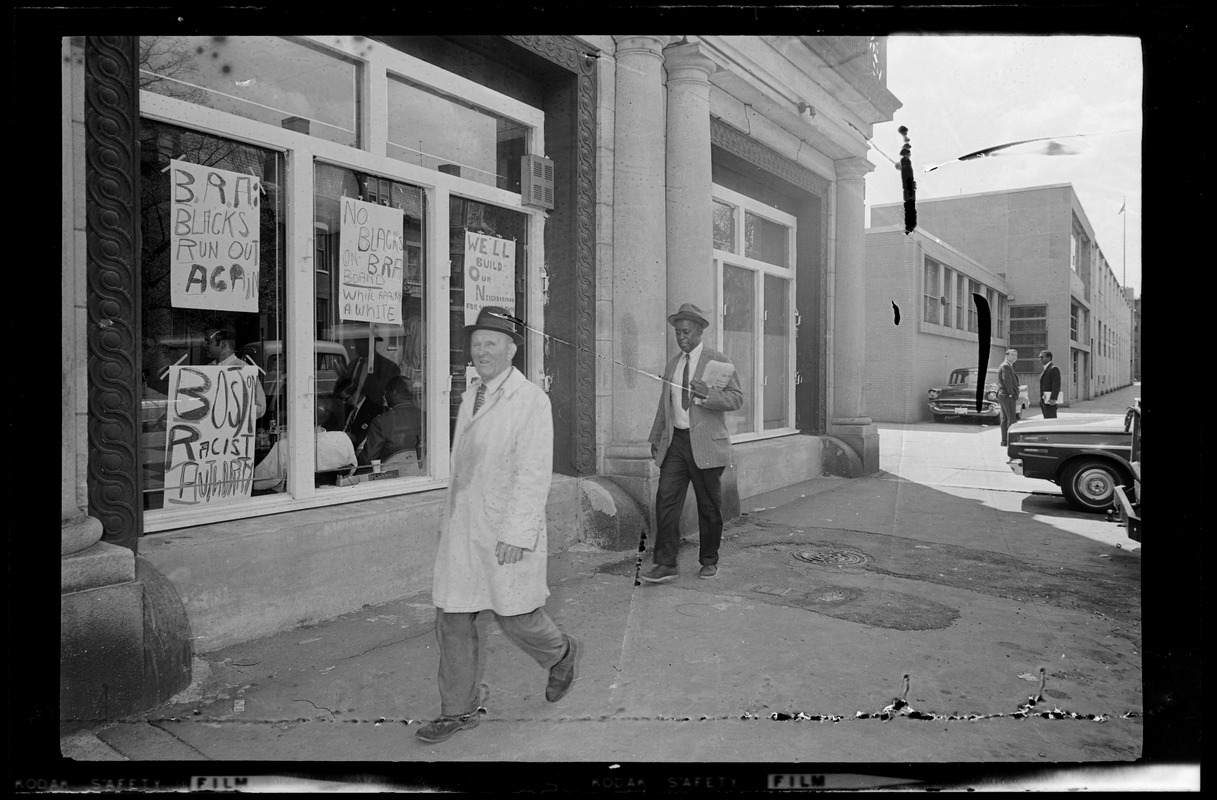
[162,364,259,506]
[170,160,261,312]
[339,197,405,324]
[463,230,516,324]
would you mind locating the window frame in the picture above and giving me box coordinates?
[711,184,798,444]
[138,35,548,533]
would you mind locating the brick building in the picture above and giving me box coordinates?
[871,184,1134,407]
[863,226,1011,423]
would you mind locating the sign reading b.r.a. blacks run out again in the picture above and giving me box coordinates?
[170,159,261,313]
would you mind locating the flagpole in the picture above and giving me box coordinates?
[1122,196,1126,288]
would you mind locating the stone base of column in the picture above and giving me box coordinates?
[60,538,193,733]
[602,441,659,511]
[825,422,880,477]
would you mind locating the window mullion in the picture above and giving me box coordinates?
[287,150,318,499]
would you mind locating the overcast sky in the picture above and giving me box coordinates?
[865,35,1142,297]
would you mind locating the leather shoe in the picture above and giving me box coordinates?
[640,564,678,583]
[546,635,579,702]
[415,713,480,744]
[698,564,718,579]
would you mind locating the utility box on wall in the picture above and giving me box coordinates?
[521,155,555,210]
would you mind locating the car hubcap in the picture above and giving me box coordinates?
[1076,468,1114,502]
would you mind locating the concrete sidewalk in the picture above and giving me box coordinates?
[65,414,1143,767]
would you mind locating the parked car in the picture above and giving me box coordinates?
[1006,413,1135,513]
[1113,399,1141,541]
[928,367,1029,423]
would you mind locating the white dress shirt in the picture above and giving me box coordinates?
[669,343,703,430]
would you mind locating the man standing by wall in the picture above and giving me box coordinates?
[998,347,1020,447]
[642,303,744,583]
[1038,350,1061,418]
[418,306,578,744]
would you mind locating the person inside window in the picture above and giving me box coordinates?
[360,375,424,474]
[253,398,357,493]
[204,327,267,420]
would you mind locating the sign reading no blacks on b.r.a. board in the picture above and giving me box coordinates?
[339,196,405,325]
[169,160,261,313]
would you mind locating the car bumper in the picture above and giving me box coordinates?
[929,403,999,418]
[1007,458,1024,476]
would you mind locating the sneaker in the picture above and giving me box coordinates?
[640,564,678,583]
[415,712,480,744]
[546,635,579,703]
[698,564,718,579]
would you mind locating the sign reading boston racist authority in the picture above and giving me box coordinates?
[463,230,516,324]
[163,364,258,506]
[339,197,405,325]
[170,159,261,313]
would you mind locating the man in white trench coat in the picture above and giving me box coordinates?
[417,306,579,744]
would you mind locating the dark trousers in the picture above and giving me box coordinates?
[998,397,1018,444]
[436,608,566,717]
[1039,401,1058,419]
[653,428,724,569]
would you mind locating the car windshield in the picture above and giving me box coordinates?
[948,369,1000,387]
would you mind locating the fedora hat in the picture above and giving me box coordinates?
[465,305,524,345]
[667,302,710,329]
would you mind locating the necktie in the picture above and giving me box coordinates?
[473,384,486,415]
[681,355,691,410]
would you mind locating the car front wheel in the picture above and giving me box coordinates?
[1061,458,1129,513]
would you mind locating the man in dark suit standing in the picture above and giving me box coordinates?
[642,303,744,582]
[997,347,1020,447]
[1038,350,1062,418]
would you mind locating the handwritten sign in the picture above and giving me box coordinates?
[162,365,258,506]
[339,197,404,324]
[463,231,516,324]
[170,160,261,312]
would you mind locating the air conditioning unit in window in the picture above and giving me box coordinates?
[521,155,555,210]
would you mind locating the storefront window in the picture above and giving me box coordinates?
[763,274,791,430]
[744,210,789,267]
[387,75,527,192]
[714,185,796,439]
[447,196,529,438]
[139,36,361,147]
[137,120,285,511]
[712,199,735,251]
[311,163,428,484]
[723,263,757,436]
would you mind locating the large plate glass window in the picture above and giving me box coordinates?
[713,185,797,439]
[137,120,285,512]
[387,76,527,193]
[309,163,429,484]
[139,36,361,147]
[447,197,529,439]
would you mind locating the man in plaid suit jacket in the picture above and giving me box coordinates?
[642,303,744,582]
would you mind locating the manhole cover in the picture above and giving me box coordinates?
[792,545,869,566]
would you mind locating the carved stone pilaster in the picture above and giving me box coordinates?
[504,35,598,475]
[85,36,142,547]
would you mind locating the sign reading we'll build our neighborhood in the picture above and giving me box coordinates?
[463,230,516,324]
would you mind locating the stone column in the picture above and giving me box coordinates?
[601,36,671,508]
[663,41,717,348]
[828,156,879,475]
[660,40,739,525]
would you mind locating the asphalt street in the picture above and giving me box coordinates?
[57,383,1171,789]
